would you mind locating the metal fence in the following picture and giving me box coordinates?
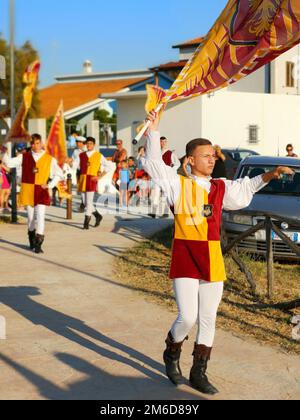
[222,210,300,307]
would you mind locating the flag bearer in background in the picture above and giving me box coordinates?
[143,111,294,396]
[76,137,110,230]
[3,134,63,254]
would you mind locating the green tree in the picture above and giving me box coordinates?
[0,34,40,119]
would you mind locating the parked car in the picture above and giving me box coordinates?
[223,156,300,261]
[222,148,260,179]
[99,147,117,159]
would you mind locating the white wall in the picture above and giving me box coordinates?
[116,90,300,159]
[117,97,147,155]
[227,66,266,94]
[201,90,300,156]
[117,96,203,158]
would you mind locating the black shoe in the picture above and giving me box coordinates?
[78,203,85,213]
[93,211,103,227]
[189,344,219,395]
[28,230,36,250]
[83,216,91,230]
[163,332,187,386]
[148,214,157,219]
[34,234,45,254]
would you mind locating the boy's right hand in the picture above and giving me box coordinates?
[146,110,160,131]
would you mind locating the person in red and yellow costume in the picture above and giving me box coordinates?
[3,134,63,254]
[76,137,110,230]
[143,111,294,396]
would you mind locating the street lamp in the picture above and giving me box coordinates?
[10,0,18,223]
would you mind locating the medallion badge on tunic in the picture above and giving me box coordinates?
[203,204,213,218]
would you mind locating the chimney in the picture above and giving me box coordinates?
[83,60,92,74]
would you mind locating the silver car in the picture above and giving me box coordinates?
[223,156,300,261]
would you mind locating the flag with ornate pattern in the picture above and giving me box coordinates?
[46,101,67,168]
[5,60,40,143]
[163,0,300,103]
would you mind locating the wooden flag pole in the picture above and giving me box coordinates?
[132,103,164,145]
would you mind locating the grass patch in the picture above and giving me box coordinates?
[115,226,300,355]
[0,215,12,224]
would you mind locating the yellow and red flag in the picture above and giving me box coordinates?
[46,101,71,200]
[145,84,167,113]
[163,0,300,103]
[6,60,40,143]
[46,100,67,168]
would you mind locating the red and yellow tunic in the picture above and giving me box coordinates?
[170,175,227,283]
[78,152,102,193]
[20,152,52,207]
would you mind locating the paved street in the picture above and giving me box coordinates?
[0,206,299,400]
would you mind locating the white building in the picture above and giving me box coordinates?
[102,38,300,158]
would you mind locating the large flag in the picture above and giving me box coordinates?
[5,60,40,143]
[46,101,67,168]
[46,101,71,200]
[163,0,300,103]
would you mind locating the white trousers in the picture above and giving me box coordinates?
[82,192,96,216]
[27,205,46,235]
[151,184,169,215]
[171,278,224,347]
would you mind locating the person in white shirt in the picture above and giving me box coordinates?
[3,134,63,254]
[143,111,294,396]
[75,137,110,229]
[72,136,87,213]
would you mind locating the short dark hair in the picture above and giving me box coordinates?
[160,136,167,141]
[286,144,293,150]
[186,138,212,157]
[86,137,96,144]
[31,133,42,144]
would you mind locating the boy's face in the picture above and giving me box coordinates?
[86,141,94,151]
[188,145,216,177]
[128,160,135,167]
[31,140,43,154]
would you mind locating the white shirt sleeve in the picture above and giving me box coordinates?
[171,152,181,171]
[223,175,268,211]
[48,158,64,189]
[142,130,180,206]
[2,153,23,169]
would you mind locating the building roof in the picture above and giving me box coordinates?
[150,60,188,72]
[39,78,147,118]
[172,36,205,49]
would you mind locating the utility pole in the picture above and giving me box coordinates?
[10,0,18,223]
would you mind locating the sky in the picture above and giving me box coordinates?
[0,0,228,87]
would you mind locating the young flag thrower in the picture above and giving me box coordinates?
[140,0,300,395]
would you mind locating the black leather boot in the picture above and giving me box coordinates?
[83,216,91,230]
[28,230,36,250]
[190,344,219,395]
[163,332,188,386]
[93,211,103,227]
[34,234,45,254]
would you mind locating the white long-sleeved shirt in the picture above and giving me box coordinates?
[3,151,64,189]
[73,150,111,174]
[142,130,268,211]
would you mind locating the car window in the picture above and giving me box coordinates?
[239,165,300,195]
[226,151,258,162]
